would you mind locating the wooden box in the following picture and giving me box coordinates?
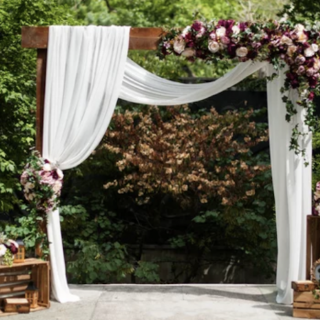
[293,281,320,318]
[306,215,320,280]
[0,259,50,316]
[4,298,30,314]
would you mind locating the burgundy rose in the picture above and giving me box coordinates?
[247,50,258,60]
[5,243,18,254]
[252,42,261,49]
[184,32,193,42]
[308,76,318,88]
[192,21,204,32]
[286,72,300,88]
[227,43,236,57]
[217,19,235,30]
[239,22,248,32]
[307,58,315,68]
[308,91,315,101]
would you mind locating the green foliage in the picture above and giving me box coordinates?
[280,1,320,24]
[0,0,80,215]
[134,261,160,283]
[3,208,49,258]
[312,121,320,188]
[66,240,133,284]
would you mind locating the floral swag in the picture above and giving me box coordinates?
[158,19,320,159]
[21,151,63,215]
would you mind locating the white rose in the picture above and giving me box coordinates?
[0,244,7,257]
[208,40,220,53]
[232,25,240,35]
[25,182,35,191]
[236,46,248,58]
[287,45,297,56]
[173,37,186,54]
[42,163,52,172]
[296,31,307,43]
[27,193,35,201]
[182,26,191,35]
[181,48,195,57]
[304,47,315,57]
[312,43,319,52]
[294,24,305,32]
[314,58,320,71]
[52,181,62,193]
[280,35,293,46]
[216,27,226,37]
[56,168,64,180]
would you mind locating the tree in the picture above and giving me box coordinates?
[0,0,80,214]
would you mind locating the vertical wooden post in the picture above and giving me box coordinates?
[306,215,320,279]
[35,48,47,258]
[36,49,47,154]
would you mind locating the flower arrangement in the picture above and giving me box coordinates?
[21,151,63,214]
[0,233,19,266]
[313,182,320,215]
[158,19,320,161]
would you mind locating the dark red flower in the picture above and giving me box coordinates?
[309,76,318,88]
[5,243,18,254]
[192,21,204,32]
[308,92,315,101]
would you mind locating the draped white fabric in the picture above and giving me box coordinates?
[43,26,311,305]
[43,25,130,302]
[267,66,312,304]
[120,58,267,104]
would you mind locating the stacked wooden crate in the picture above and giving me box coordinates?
[0,259,50,316]
[292,280,320,318]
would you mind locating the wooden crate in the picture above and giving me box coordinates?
[0,259,50,316]
[306,215,320,280]
[293,281,320,318]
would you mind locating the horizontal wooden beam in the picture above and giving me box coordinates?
[21,26,165,50]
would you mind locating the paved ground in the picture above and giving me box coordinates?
[6,284,300,320]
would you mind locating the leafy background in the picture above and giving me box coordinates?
[1,0,317,284]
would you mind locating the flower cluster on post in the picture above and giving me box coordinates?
[158,19,320,159]
[313,182,320,215]
[0,232,19,266]
[20,151,63,214]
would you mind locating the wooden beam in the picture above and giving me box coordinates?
[36,49,47,154]
[21,26,165,50]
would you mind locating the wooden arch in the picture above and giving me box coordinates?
[21,26,165,154]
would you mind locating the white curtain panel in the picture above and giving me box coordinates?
[43,26,311,304]
[267,66,312,304]
[43,25,130,302]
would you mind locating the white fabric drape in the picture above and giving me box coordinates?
[43,25,130,302]
[267,66,312,304]
[120,58,267,104]
[43,26,312,305]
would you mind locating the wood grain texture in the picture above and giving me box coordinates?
[292,281,317,292]
[306,216,320,280]
[36,49,47,154]
[293,308,320,319]
[22,26,165,49]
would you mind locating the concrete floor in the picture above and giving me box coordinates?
[4,284,301,320]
